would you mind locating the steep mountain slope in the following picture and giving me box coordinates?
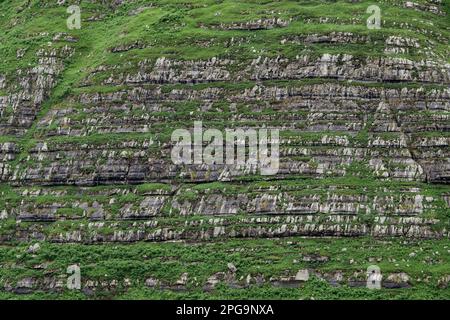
[0,0,449,299]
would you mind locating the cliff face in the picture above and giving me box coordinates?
[0,0,449,299]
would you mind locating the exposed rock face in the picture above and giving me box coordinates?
[3,82,449,186]
[0,46,74,136]
[0,182,447,243]
[0,0,449,247]
[0,1,449,300]
[0,268,434,293]
[204,17,292,30]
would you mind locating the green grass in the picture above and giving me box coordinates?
[0,237,449,299]
[0,0,449,300]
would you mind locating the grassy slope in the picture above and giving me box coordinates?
[0,237,449,299]
[0,0,449,299]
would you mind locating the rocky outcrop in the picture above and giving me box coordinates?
[0,0,448,247]
[0,45,74,136]
[0,182,447,243]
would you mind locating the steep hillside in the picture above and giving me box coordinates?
[0,0,449,299]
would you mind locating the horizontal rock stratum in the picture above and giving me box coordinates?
[0,0,448,299]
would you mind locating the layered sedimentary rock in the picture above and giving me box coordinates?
[0,0,449,246]
[0,0,449,299]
